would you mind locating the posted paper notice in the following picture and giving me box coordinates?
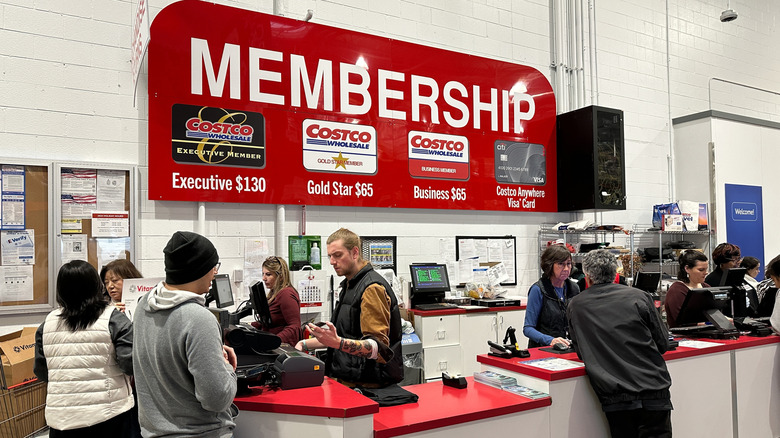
[0,265,34,302]
[1,229,35,265]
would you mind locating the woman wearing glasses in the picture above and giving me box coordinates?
[705,242,741,287]
[254,256,303,346]
[523,244,580,348]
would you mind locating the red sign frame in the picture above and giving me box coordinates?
[149,0,558,211]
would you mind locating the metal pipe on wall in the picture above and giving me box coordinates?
[276,205,286,257]
[569,0,577,110]
[273,0,287,257]
[557,0,568,113]
[576,0,586,108]
[588,0,599,105]
[197,202,206,235]
[666,0,675,202]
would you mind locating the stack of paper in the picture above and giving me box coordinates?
[473,370,517,388]
[502,385,549,399]
[474,371,550,399]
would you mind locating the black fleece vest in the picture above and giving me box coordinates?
[528,277,579,348]
[326,264,403,387]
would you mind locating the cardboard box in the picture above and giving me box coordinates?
[0,327,38,389]
[662,214,684,231]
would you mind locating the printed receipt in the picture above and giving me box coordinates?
[677,339,723,349]
[520,357,585,371]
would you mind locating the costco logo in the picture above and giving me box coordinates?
[302,119,377,175]
[408,131,470,180]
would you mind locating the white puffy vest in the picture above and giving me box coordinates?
[42,305,134,430]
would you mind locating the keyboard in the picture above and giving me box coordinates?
[668,325,714,334]
[414,303,458,311]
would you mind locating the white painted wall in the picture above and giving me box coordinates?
[1,0,779,334]
[674,115,780,264]
[712,118,780,262]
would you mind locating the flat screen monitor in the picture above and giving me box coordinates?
[719,267,747,287]
[410,264,450,293]
[409,264,450,307]
[249,281,272,328]
[210,274,234,308]
[676,286,732,326]
[633,271,661,293]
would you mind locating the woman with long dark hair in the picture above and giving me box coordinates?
[34,260,135,437]
[664,250,709,328]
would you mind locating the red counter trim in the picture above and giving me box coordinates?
[409,305,526,317]
[664,334,780,360]
[477,335,780,381]
[478,352,585,380]
[373,377,551,438]
[234,378,379,418]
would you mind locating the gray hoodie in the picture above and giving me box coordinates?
[133,282,236,437]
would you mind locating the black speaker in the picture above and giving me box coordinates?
[556,105,625,211]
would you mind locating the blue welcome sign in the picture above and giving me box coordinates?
[725,184,765,280]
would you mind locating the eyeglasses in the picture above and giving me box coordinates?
[265,256,279,263]
[214,262,221,273]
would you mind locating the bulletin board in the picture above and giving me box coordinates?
[55,163,136,273]
[0,162,53,312]
[455,235,517,286]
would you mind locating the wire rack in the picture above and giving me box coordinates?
[0,379,47,438]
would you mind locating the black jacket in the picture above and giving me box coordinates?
[326,264,403,387]
[567,282,672,407]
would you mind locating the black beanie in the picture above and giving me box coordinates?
[164,231,219,285]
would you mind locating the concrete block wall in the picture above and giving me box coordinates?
[1,0,779,332]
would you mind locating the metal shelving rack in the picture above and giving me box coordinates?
[538,224,714,295]
[537,224,636,277]
[631,225,714,278]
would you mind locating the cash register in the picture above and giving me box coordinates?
[208,278,325,393]
[667,269,770,339]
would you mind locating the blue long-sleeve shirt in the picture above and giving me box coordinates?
[523,283,566,346]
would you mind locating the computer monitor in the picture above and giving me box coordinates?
[676,286,732,326]
[633,271,661,293]
[719,267,747,287]
[249,281,272,328]
[409,264,450,307]
[210,274,234,308]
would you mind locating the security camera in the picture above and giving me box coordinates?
[720,9,738,22]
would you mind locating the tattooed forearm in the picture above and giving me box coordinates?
[340,338,373,358]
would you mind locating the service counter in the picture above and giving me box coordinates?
[477,334,780,438]
[233,334,780,438]
[234,376,550,438]
[233,377,378,438]
[409,305,527,380]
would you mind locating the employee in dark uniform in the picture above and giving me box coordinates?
[664,250,709,328]
[705,242,741,286]
[523,244,580,348]
[252,255,302,346]
[295,228,403,388]
[766,255,780,333]
[567,249,672,438]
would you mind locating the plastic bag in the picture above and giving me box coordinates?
[652,203,681,228]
